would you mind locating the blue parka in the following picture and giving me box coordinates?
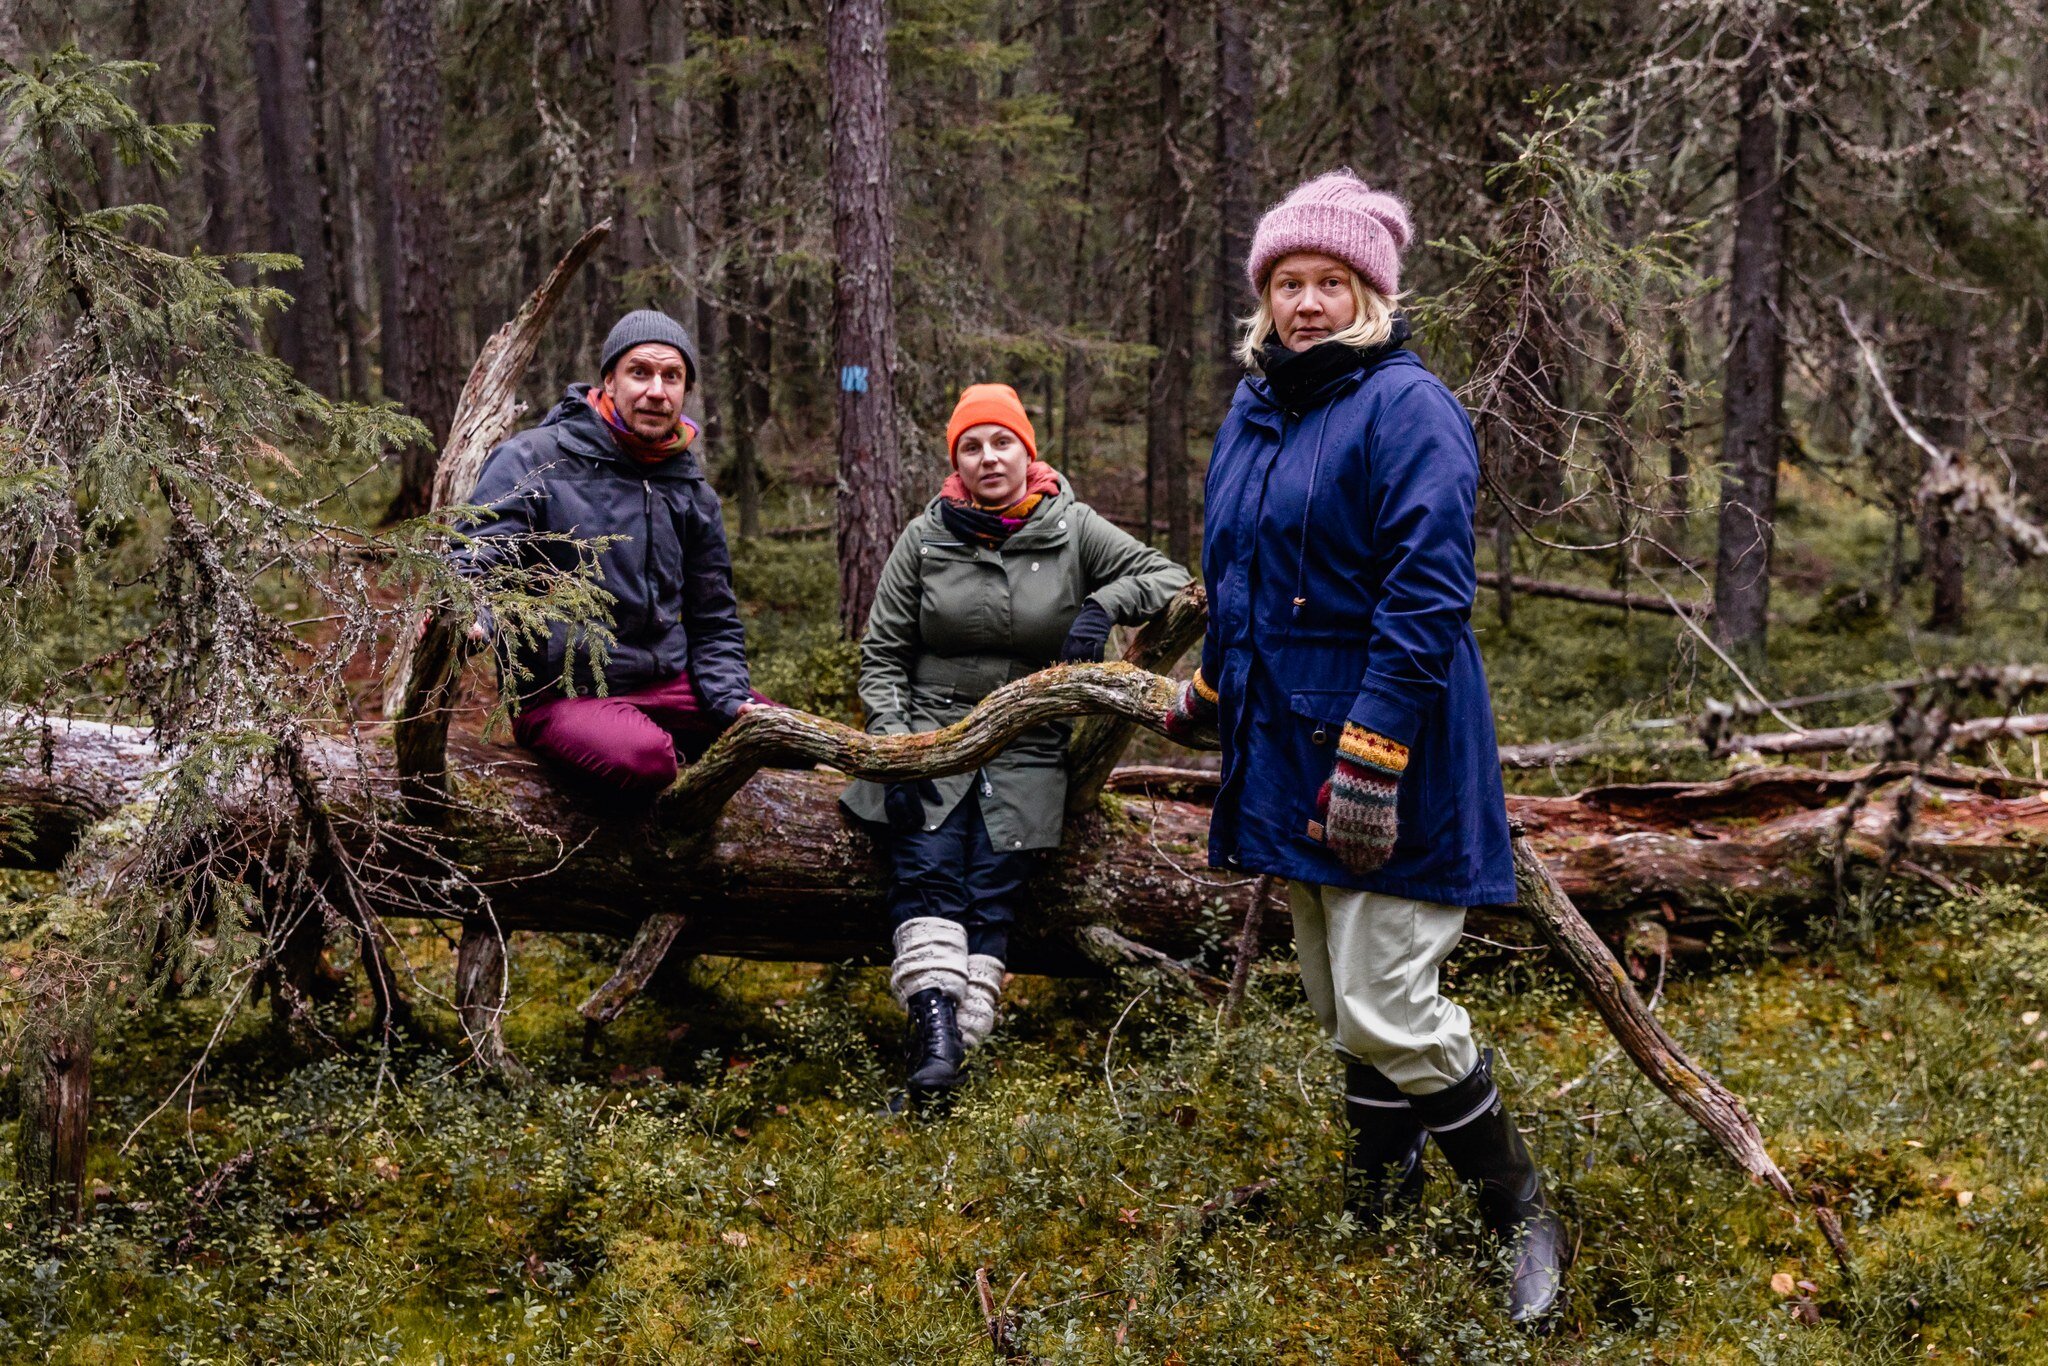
[1199,347,1515,906]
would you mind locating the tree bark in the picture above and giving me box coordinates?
[827,0,903,638]
[325,32,373,401]
[245,0,343,394]
[376,0,461,518]
[456,916,529,1083]
[1146,0,1193,566]
[1211,0,1254,415]
[1368,5,1401,186]
[1331,0,1358,165]
[1710,34,1794,661]
[15,1011,92,1225]
[1662,326,1690,540]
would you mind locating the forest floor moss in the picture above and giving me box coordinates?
[5,886,2047,1362]
[6,472,2048,1360]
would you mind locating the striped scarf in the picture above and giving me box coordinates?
[588,388,699,465]
[937,460,1062,545]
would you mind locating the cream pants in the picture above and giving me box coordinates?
[1289,881,1480,1095]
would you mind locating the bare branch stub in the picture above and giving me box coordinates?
[387,220,614,812]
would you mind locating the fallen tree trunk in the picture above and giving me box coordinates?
[1500,711,2048,770]
[11,716,2048,962]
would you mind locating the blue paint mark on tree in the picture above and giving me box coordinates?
[840,365,870,393]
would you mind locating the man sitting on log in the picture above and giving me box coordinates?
[455,309,763,794]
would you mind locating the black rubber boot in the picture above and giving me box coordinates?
[1409,1052,1567,1327]
[1343,1059,1428,1227]
[903,988,966,1098]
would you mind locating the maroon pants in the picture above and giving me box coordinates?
[512,672,749,795]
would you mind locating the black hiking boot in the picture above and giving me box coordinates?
[1410,1052,1567,1327]
[1343,1059,1428,1228]
[903,987,966,1099]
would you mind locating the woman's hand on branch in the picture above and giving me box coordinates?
[1058,601,1115,663]
[1161,670,1220,747]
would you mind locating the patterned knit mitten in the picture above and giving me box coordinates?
[1161,670,1220,746]
[1316,724,1409,875]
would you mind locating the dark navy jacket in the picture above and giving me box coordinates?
[456,385,752,719]
[1199,349,1515,906]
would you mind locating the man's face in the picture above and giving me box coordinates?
[603,343,691,440]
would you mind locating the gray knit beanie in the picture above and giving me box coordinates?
[600,309,699,386]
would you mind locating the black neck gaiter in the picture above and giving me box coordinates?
[1258,317,1413,415]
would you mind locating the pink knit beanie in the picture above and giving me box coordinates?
[1245,171,1413,298]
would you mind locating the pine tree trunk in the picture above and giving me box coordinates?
[1921,323,1971,632]
[328,61,374,401]
[246,0,342,394]
[1710,38,1794,660]
[1331,0,1357,164]
[718,20,768,542]
[377,0,460,518]
[306,0,360,398]
[612,0,655,291]
[827,0,903,638]
[1147,0,1192,567]
[1368,9,1401,186]
[15,1015,92,1226]
[195,37,238,265]
[1212,0,1254,415]
[1663,327,1690,540]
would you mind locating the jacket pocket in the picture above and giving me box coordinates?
[1286,689,1354,842]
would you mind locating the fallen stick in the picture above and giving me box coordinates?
[1476,569,1705,617]
[1222,875,1273,1025]
[578,912,689,1031]
[1508,819,1852,1272]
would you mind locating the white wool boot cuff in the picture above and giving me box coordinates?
[890,916,969,1007]
[957,954,1007,1049]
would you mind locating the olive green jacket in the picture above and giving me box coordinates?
[841,479,1190,850]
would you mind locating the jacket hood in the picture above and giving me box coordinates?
[539,383,705,479]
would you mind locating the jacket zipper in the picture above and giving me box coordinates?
[642,480,656,635]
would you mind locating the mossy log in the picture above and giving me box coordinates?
[10,716,2048,967]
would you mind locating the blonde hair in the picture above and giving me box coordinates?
[1234,265,1399,369]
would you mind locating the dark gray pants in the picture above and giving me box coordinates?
[881,791,1038,960]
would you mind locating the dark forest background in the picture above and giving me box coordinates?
[10,4,2048,1357]
[12,0,2048,649]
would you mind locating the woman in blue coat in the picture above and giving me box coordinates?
[1164,172,1563,1324]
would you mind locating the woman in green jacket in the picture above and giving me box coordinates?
[843,383,1190,1098]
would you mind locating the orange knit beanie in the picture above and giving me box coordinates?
[945,383,1038,465]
